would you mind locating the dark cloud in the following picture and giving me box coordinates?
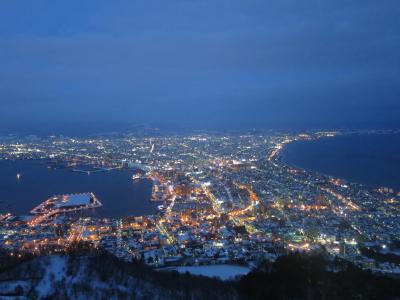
[0,0,399,132]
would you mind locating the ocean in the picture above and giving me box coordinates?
[282,133,400,190]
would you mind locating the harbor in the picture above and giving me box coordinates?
[0,160,156,218]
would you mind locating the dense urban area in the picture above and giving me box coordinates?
[1,129,400,279]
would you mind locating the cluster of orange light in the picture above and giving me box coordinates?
[385,198,397,204]
[235,183,259,202]
[228,204,253,217]
[288,204,328,211]
[329,178,344,186]
[287,243,310,251]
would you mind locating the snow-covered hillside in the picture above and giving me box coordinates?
[0,253,237,299]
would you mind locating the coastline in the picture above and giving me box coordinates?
[277,131,400,191]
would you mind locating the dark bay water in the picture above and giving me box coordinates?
[0,160,155,217]
[282,133,400,190]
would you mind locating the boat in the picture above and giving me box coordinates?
[132,174,142,181]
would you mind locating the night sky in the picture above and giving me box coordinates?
[1,1,399,133]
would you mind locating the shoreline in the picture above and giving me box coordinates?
[276,132,400,191]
